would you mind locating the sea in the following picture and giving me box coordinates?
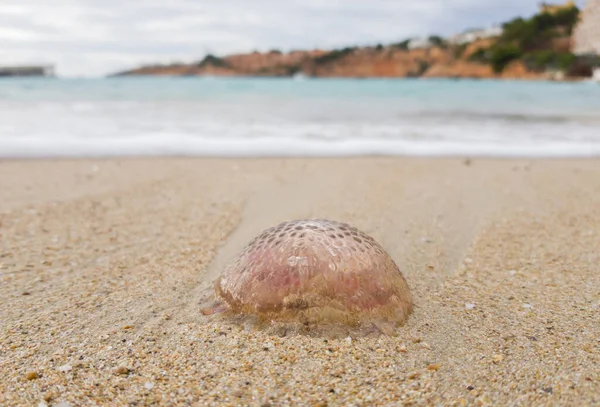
[1,76,600,158]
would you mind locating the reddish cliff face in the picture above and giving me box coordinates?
[501,60,547,79]
[303,47,454,78]
[115,44,548,80]
[462,38,496,58]
[225,50,326,74]
[422,61,495,79]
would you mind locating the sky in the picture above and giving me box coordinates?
[0,0,586,77]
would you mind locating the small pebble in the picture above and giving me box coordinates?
[465,303,476,310]
[144,382,154,390]
[115,366,131,375]
[59,364,72,373]
[25,371,39,380]
[522,304,532,309]
[427,364,441,371]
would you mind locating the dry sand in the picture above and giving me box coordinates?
[0,158,599,406]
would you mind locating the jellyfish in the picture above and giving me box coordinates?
[206,219,413,333]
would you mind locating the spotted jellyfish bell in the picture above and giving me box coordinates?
[212,219,413,330]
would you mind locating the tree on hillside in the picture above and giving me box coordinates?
[428,35,447,48]
[391,39,410,50]
[313,47,357,65]
[473,4,582,74]
[197,54,229,68]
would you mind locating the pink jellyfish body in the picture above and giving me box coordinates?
[215,219,413,328]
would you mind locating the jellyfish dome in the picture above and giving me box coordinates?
[215,219,413,327]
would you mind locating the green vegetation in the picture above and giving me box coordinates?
[428,35,447,48]
[468,48,488,63]
[522,50,576,71]
[314,47,357,65]
[471,5,581,73]
[197,54,229,68]
[391,39,410,50]
[417,60,430,76]
[488,44,523,73]
[501,6,579,49]
[284,64,302,76]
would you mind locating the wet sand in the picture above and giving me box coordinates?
[1,158,599,406]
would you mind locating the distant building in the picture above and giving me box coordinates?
[573,0,600,56]
[0,65,55,77]
[407,37,433,50]
[539,1,576,14]
[448,27,503,45]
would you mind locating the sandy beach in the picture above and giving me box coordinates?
[1,157,599,406]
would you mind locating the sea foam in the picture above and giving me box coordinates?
[3,136,600,158]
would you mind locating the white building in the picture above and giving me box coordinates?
[449,27,503,45]
[573,0,600,55]
[407,37,433,50]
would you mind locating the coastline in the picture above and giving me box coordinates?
[1,157,599,406]
[109,2,599,84]
[106,74,595,84]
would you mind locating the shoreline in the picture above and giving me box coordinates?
[2,75,595,82]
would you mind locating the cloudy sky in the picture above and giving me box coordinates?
[0,0,586,77]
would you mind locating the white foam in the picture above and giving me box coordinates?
[2,136,600,158]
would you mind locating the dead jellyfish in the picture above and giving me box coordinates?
[209,219,413,335]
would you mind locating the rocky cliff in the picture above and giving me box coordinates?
[573,0,600,55]
[114,44,551,80]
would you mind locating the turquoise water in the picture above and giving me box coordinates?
[1,77,600,157]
